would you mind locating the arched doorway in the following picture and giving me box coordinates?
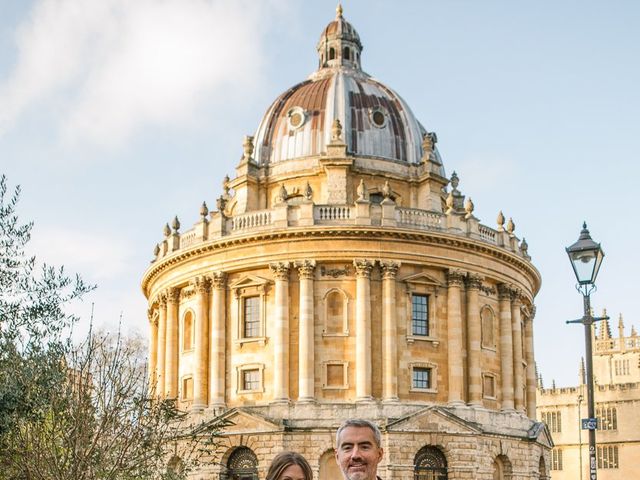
[319,449,341,480]
[221,447,258,480]
[414,446,447,480]
[492,455,512,480]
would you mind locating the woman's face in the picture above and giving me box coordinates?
[279,464,306,480]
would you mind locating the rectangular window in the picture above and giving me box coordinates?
[483,375,495,398]
[242,369,260,391]
[597,445,619,469]
[413,367,431,389]
[411,294,429,336]
[182,377,193,400]
[243,296,260,338]
[551,449,563,471]
[542,411,562,433]
[326,364,345,388]
[597,405,618,431]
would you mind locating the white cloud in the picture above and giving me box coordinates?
[28,225,133,281]
[0,0,288,147]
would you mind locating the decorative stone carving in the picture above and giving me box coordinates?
[269,262,291,280]
[167,287,180,304]
[157,292,167,308]
[422,131,437,156]
[465,272,483,290]
[222,175,231,197]
[464,197,474,219]
[497,211,505,232]
[296,260,316,279]
[353,259,374,278]
[320,265,350,278]
[303,181,313,201]
[243,135,254,161]
[200,202,209,220]
[163,223,171,237]
[192,276,211,294]
[446,172,465,214]
[382,180,392,199]
[356,179,367,202]
[276,184,288,204]
[171,216,181,233]
[446,268,466,287]
[510,287,523,304]
[331,118,343,141]
[497,283,513,300]
[153,243,160,257]
[380,261,400,279]
[216,195,227,214]
[211,271,227,290]
[506,217,515,235]
[520,238,529,258]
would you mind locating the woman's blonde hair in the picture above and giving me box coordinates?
[266,451,313,480]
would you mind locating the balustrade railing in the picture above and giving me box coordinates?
[230,210,272,231]
[396,207,443,229]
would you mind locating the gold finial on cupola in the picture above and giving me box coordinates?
[336,3,343,18]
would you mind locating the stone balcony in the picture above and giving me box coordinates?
[152,201,531,263]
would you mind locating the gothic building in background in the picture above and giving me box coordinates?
[537,313,640,480]
[142,6,551,480]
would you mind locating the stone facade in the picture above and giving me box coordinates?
[142,7,550,480]
[537,314,640,480]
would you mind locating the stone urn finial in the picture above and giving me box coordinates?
[464,197,474,218]
[242,135,254,161]
[163,223,171,237]
[331,118,343,141]
[171,216,181,233]
[520,237,529,256]
[450,171,460,191]
[422,131,437,154]
[497,211,505,231]
[153,243,160,256]
[303,181,313,201]
[200,201,209,220]
[506,217,515,235]
[276,184,288,204]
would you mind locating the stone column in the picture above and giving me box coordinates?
[381,261,400,402]
[270,262,290,403]
[192,276,210,411]
[511,289,525,412]
[209,272,226,407]
[354,259,374,401]
[156,294,167,397]
[524,307,537,418]
[297,260,316,402]
[165,287,180,399]
[466,273,483,406]
[447,269,465,405]
[498,283,514,411]
[148,307,159,393]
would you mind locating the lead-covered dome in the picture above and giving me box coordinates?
[252,6,443,170]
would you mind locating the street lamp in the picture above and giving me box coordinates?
[566,222,607,480]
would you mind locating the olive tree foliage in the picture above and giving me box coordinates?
[1,329,226,480]
[0,174,93,437]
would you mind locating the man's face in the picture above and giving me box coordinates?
[335,426,383,480]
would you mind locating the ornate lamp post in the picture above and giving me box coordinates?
[565,222,607,480]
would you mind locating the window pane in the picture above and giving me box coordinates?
[412,294,429,336]
[243,369,260,391]
[244,296,260,337]
[413,367,431,389]
[326,364,344,387]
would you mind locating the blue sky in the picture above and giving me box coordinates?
[1,0,639,388]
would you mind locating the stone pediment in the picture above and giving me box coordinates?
[386,406,482,435]
[229,275,271,290]
[528,421,554,448]
[400,272,445,288]
[213,408,283,435]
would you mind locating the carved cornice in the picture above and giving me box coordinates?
[296,260,316,280]
[353,259,374,278]
[380,260,400,279]
[465,272,483,290]
[446,268,466,287]
[211,271,227,290]
[142,227,541,297]
[269,262,291,281]
[320,265,350,278]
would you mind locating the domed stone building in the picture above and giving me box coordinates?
[142,6,551,480]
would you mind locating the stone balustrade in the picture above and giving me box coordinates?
[153,202,529,262]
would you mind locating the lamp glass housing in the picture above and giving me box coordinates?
[566,223,604,285]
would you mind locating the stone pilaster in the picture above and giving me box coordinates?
[354,259,374,402]
[511,289,525,413]
[209,272,226,407]
[192,276,210,411]
[269,262,291,403]
[466,273,483,406]
[447,269,465,405]
[498,283,515,411]
[381,261,400,402]
[524,307,537,418]
[297,260,316,402]
[147,307,158,394]
[156,294,167,398]
[165,287,180,399]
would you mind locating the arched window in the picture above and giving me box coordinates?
[183,310,194,350]
[343,47,350,60]
[481,306,495,349]
[323,289,349,335]
[223,447,258,480]
[329,48,335,60]
[319,449,341,480]
[414,446,447,480]
[493,455,512,480]
[538,455,549,480]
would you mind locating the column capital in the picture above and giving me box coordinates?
[269,261,291,281]
[497,283,513,300]
[510,287,523,305]
[446,268,466,287]
[147,307,158,326]
[380,260,401,279]
[166,287,180,304]
[157,292,167,308]
[191,276,211,295]
[295,260,316,279]
[353,259,374,278]
[211,271,227,290]
[465,272,483,290]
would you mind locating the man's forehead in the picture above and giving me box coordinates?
[339,426,376,443]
